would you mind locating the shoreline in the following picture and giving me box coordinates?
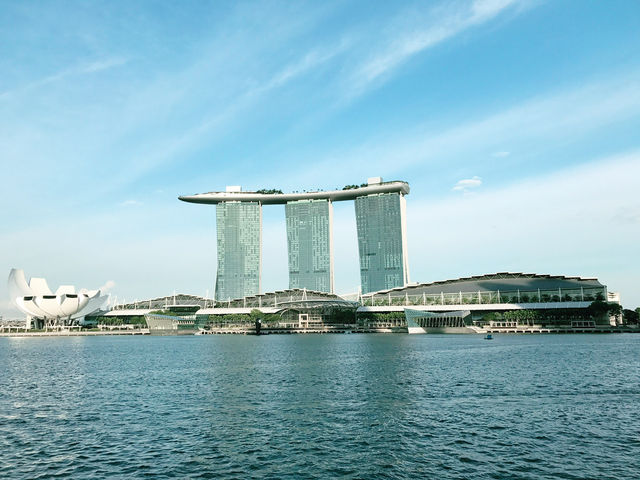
[0,327,638,337]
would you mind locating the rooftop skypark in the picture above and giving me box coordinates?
[178,178,410,205]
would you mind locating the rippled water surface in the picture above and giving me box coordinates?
[1,334,639,479]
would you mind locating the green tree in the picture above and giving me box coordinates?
[586,299,609,317]
[483,312,501,322]
[607,302,623,318]
[623,308,639,325]
[587,300,622,323]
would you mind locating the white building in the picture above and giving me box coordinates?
[7,269,108,329]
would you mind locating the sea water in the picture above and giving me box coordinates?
[0,334,638,479]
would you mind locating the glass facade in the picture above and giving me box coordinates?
[285,199,333,292]
[362,286,607,307]
[355,192,408,294]
[215,202,261,301]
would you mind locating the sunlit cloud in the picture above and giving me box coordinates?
[452,176,483,193]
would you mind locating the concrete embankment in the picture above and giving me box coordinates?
[481,327,638,334]
[0,329,149,337]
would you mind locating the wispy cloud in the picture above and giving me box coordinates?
[289,69,640,183]
[453,176,483,193]
[106,41,350,190]
[81,57,128,74]
[492,151,511,157]
[256,42,348,94]
[0,1,537,200]
[119,199,142,207]
[0,57,128,101]
[346,0,522,99]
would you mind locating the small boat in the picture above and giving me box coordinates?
[484,334,493,340]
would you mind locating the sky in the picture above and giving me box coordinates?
[1,0,639,317]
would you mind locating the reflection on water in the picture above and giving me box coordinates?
[1,334,639,479]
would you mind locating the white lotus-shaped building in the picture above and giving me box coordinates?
[8,269,108,325]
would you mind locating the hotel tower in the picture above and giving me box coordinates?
[179,177,410,300]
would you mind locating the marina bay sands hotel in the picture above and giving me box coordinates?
[179,177,410,301]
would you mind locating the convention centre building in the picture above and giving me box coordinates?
[92,272,621,334]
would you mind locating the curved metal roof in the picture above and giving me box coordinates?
[272,299,358,310]
[222,288,341,306]
[178,181,409,205]
[364,272,604,296]
[112,293,211,310]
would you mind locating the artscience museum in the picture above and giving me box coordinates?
[8,269,108,329]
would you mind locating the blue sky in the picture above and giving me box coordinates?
[1,0,639,316]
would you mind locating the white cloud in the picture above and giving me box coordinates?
[99,280,116,293]
[453,176,483,192]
